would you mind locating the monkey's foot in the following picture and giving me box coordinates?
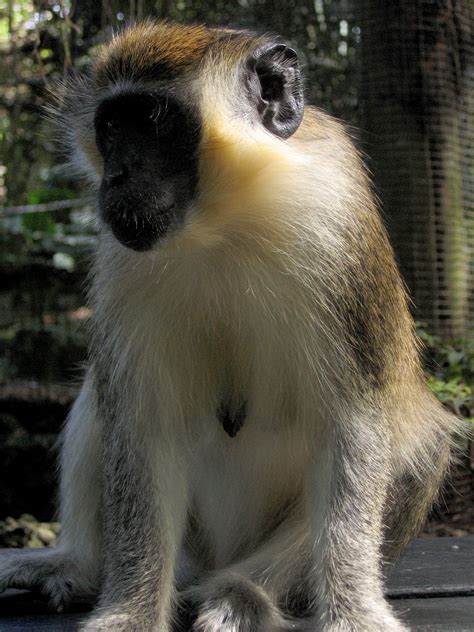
[79,612,159,632]
[0,548,96,611]
[186,571,291,632]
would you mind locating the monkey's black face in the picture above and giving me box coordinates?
[95,92,200,251]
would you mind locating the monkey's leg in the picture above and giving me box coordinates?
[0,374,101,610]
[79,397,188,632]
[309,414,407,632]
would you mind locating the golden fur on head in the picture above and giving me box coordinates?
[93,20,269,86]
[93,21,212,84]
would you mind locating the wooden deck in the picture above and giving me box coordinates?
[0,537,473,630]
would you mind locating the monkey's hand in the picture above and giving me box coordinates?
[0,548,97,612]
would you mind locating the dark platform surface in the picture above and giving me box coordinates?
[0,537,473,630]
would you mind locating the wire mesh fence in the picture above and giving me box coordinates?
[357,0,473,339]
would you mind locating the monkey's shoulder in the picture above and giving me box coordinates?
[296,106,353,146]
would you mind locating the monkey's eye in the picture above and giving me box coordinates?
[105,118,120,140]
[94,114,120,157]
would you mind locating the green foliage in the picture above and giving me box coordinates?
[21,212,57,236]
[18,188,80,241]
[417,322,473,422]
[0,179,96,269]
[26,187,77,205]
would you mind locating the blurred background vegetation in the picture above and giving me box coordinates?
[0,0,472,545]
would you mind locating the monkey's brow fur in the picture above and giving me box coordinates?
[2,19,466,632]
[92,21,266,84]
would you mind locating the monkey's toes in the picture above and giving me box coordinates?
[0,550,97,612]
[79,612,162,632]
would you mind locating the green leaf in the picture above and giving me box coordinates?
[22,213,57,236]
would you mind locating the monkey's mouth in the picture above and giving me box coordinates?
[99,192,182,252]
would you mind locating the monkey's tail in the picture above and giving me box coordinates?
[383,406,469,560]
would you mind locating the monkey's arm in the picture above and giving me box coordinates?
[0,371,101,609]
[308,410,407,632]
[79,372,189,632]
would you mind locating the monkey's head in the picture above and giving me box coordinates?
[56,21,304,252]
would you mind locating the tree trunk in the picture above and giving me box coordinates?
[357,0,473,338]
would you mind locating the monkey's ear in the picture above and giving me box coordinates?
[247,43,304,139]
